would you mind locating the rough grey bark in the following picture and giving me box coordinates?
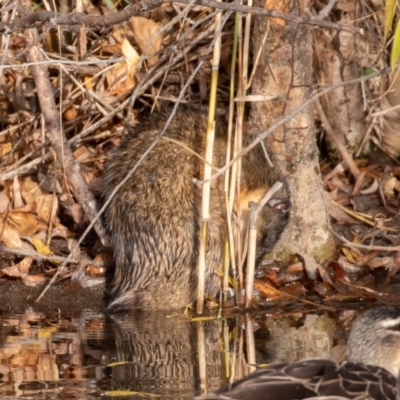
[249,0,335,266]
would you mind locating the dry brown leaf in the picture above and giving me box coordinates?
[6,212,38,235]
[0,191,10,212]
[13,176,23,208]
[317,264,334,285]
[0,253,32,278]
[73,145,92,162]
[106,39,139,96]
[84,76,94,90]
[0,265,22,278]
[111,26,126,44]
[382,174,398,196]
[130,16,163,66]
[18,256,33,274]
[351,171,367,196]
[50,224,70,240]
[21,178,45,205]
[0,143,12,164]
[297,252,318,279]
[82,170,95,185]
[279,282,307,297]
[253,280,288,301]
[382,252,400,284]
[357,251,379,265]
[368,256,393,269]
[65,203,84,227]
[342,247,358,264]
[326,175,352,193]
[64,106,78,121]
[327,197,356,224]
[36,194,58,223]
[264,0,289,26]
[21,273,47,287]
[14,203,37,213]
[0,222,22,248]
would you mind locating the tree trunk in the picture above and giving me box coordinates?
[250,0,335,272]
[314,0,367,156]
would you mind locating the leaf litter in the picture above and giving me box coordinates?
[0,1,399,311]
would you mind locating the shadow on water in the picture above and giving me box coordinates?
[0,306,354,399]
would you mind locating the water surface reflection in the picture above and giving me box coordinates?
[0,307,352,399]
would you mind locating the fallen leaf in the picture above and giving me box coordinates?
[106,39,139,96]
[384,252,400,284]
[32,236,52,256]
[0,222,22,248]
[21,273,47,287]
[6,212,38,235]
[13,176,23,208]
[36,194,58,223]
[21,178,45,205]
[130,17,163,66]
[18,256,33,274]
[0,265,22,278]
[0,191,10,212]
[254,280,289,301]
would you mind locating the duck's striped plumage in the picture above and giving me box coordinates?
[196,306,400,400]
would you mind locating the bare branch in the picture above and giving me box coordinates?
[0,0,362,35]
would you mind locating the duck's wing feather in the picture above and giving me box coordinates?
[195,359,397,400]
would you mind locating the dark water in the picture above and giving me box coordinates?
[0,307,349,399]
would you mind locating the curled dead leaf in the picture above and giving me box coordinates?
[17,256,33,274]
[21,273,47,287]
[106,39,139,96]
[0,256,33,278]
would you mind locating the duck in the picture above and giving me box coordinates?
[195,306,400,400]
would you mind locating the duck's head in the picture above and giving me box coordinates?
[348,305,400,378]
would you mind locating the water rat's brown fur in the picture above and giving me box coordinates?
[103,107,290,311]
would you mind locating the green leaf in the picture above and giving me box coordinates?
[362,67,374,76]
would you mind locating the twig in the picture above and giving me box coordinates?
[331,230,400,252]
[0,0,363,34]
[204,68,390,184]
[25,24,109,244]
[0,245,78,264]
